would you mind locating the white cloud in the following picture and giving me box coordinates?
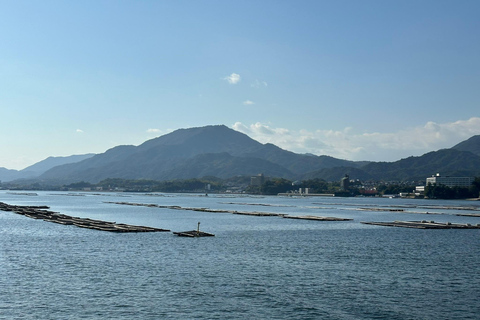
[76,129,84,133]
[147,128,174,137]
[232,117,480,161]
[243,100,255,105]
[251,79,268,88]
[224,73,241,84]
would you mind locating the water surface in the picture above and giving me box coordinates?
[1,191,479,319]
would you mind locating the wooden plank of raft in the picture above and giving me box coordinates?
[361,221,480,229]
[173,230,215,237]
[283,215,352,221]
[0,201,170,233]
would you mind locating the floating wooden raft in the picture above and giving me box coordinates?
[361,220,480,229]
[173,222,215,237]
[0,201,170,233]
[358,207,405,212]
[173,230,215,237]
[231,211,282,217]
[283,215,352,221]
[456,213,480,217]
[108,202,353,221]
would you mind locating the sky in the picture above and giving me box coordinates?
[1,0,479,170]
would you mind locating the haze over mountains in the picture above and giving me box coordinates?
[0,154,94,183]
[2,125,480,184]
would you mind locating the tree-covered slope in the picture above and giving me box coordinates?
[451,135,480,156]
[360,149,480,181]
[39,125,343,183]
[31,126,480,185]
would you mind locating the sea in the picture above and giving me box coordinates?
[1,190,479,320]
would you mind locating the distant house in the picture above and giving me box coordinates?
[415,186,425,193]
[426,173,474,188]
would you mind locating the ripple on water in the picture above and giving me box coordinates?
[1,193,480,319]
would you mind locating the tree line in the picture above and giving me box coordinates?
[4,175,480,199]
[424,177,480,199]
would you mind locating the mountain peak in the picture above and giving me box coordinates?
[138,124,260,153]
[27,128,480,185]
[38,124,357,183]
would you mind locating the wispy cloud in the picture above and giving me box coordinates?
[224,73,241,84]
[232,117,480,162]
[243,100,255,105]
[147,128,174,137]
[76,129,84,133]
[251,79,268,88]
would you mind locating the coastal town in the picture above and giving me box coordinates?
[2,172,479,200]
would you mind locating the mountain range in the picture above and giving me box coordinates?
[0,154,95,183]
[2,125,480,185]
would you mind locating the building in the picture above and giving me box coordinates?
[340,174,350,191]
[415,186,425,193]
[426,173,474,188]
[298,188,309,195]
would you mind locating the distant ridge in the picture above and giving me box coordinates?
[38,125,360,184]
[22,154,95,175]
[4,125,480,185]
[0,154,95,182]
[357,148,480,181]
[451,135,480,156]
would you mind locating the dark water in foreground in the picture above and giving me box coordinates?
[1,191,479,319]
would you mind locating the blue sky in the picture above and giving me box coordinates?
[1,0,479,169]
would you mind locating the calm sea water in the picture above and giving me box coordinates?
[1,191,479,319]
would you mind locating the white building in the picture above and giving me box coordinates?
[426,173,474,188]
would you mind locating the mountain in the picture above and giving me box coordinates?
[302,148,480,182]
[22,154,95,176]
[157,152,294,180]
[0,154,95,182]
[7,125,480,185]
[0,167,28,182]
[39,125,359,184]
[302,143,480,182]
[241,142,363,174]
[301,166,374,181]
[451,135,480,156]
[359,149,480,181]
